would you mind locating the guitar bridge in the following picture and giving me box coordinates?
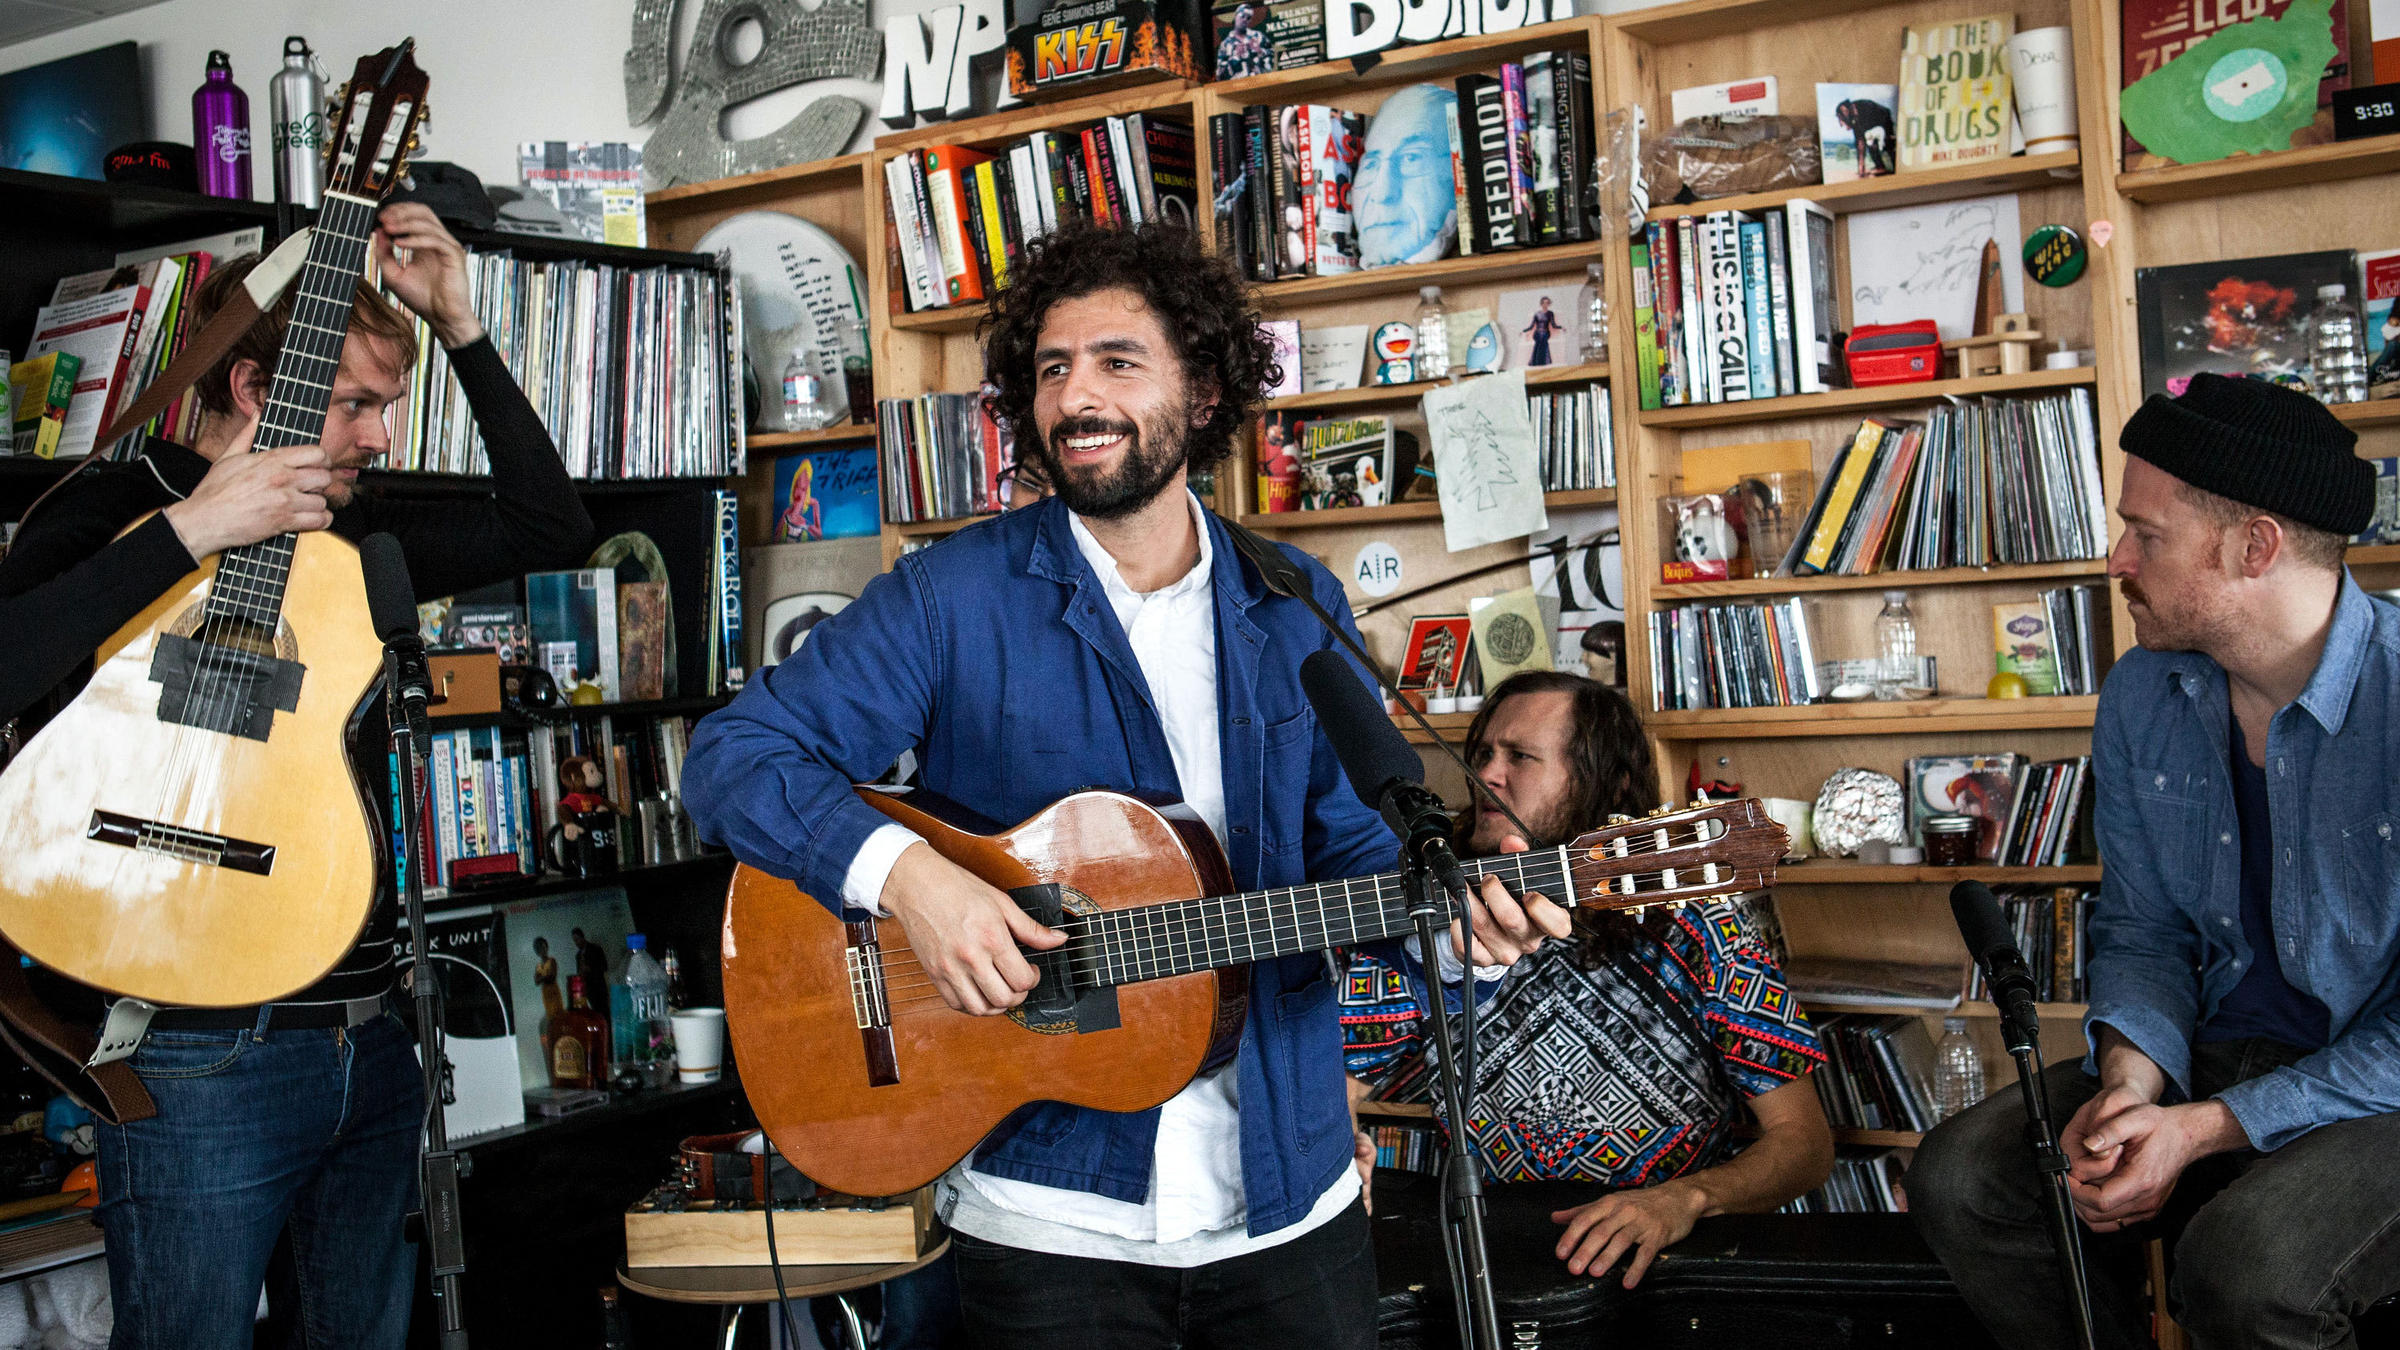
[87,811,275,876]
[843,919,899,1086]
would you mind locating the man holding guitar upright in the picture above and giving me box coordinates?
[0,199,590,1348]
[684,219,1570,1347]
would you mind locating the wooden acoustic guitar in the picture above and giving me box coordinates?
[724,788,1786,1199]
[0,45,430,1007]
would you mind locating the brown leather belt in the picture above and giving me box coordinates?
[679,1131,814,1205]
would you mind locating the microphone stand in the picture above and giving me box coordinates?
[1402,852,1502,1350]
[1993,994,2097,1350]
[385,634,471,1350]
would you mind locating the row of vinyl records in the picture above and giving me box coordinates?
[385,246,741,481]
[877,393,1011,523]
[1956,759,2096,870]
[385,712,709,897]
[1809,1014,1943,1135]
[1779,391,2109,577]
[1962,887,2097,1007]
[1208,47,1601,284]
[885,115,1199,312]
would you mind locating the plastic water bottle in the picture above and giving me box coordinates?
[1874,590,1918,699]
[1578,261,1609,363]
[2308,284,2368,405]
[779,346,839,431]
[612,935,675,1087]
[1934,1017,1985,1121]
[1414,286,1450,381]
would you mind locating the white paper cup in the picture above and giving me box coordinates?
[2008,27,2080,154]
[1761,798,1814,860]
[672,1007,726,1083]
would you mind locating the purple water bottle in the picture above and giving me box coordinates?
[192,50,252,199]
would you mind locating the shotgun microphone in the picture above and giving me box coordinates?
[1299,648,1472,900]
[1951,879,2042,1050]
[360,533,432,752]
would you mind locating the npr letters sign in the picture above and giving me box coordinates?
[882,0,1020,125]
[1324,0,1559,62]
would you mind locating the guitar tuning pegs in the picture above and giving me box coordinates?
[1607,813,1632,825]
[1689,799,1710,810]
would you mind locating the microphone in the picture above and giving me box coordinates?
[360,533,433,747]
[1299,649,1472,901]
[1951,880,2041,1050]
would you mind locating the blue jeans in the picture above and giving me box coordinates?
[95,1011,425,1350]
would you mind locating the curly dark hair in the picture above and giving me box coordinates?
[980,219,1278,475]
[1452,671,1665,962]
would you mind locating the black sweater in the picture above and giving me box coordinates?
[0,336,593,1005]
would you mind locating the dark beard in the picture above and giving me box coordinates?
[1033,410,1188,520]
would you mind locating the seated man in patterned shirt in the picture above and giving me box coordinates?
[1342,672,1834,1289]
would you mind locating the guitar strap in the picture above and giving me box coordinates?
[0,227,319,1126]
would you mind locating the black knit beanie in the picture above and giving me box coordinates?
[2120,373,2370,535]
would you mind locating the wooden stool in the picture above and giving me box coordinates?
[620,1240,949,1350]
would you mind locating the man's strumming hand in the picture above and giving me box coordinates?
[880,842,1063,1016]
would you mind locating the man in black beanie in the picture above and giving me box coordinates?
[1909,374,2400,1349]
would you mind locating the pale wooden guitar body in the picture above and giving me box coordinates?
[0,527,386,1006]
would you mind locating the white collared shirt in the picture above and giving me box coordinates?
[840,494,1357,1263]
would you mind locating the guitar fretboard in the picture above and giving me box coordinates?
[1065,848,1579,989]
[203,190,383,629]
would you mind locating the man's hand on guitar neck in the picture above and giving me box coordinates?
[162,445,336,558]
[882,842,1066,1016]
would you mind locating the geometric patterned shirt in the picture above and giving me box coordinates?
[1341,898,1825,1187]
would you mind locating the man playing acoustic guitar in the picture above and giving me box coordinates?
[684,219,1569,1348]
[0,201,590,1350]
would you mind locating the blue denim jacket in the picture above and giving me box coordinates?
[683,496,1400,1235]
[2086,575,2400,1151]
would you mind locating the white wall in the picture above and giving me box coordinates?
[1,0,1673,201]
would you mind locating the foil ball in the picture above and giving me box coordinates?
[1813,768,1907,858]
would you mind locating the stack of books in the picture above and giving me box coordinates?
[1776,391,2109,577]
[1634,201,1839,408]
[876,393,1009,523]
[1366,1120,1439,1174]
[1646,596,1822,711]
[1531,384,1615,491]
[886,115,1199,312]
[390,245,739,480]
[1783,1148,1908,1214]
[1208,48,1598,281]
[1905,751,2094,867]
[1963,886,2096,1005]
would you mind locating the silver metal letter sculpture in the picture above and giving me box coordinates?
[628,0,885,190]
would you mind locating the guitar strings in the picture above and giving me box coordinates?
[167,195,372,823]
[865,852,1752,1010]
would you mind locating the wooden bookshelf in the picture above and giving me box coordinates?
[1645,696,2100,740]
[1637,368,2098,430]
[2114,134,2400,204]
[1357,1100,1435,1119]
[1655,558,2108,601]
[1253,240,1608,310]
[1242,487,1614,531]
[1645,150,2081,223]
[2331,400,2400,429]
[1772,860,2102,886]
[1262,361,1610,414]
[749,424,878,450]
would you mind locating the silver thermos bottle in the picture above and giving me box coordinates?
[269,36,325,210]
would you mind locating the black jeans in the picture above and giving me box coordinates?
[949,1200,1378,1350]
[1908,1037,2400,1350]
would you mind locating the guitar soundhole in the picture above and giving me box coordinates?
[169,603,300,662]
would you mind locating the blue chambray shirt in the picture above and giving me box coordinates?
[2085,574,2400,1151]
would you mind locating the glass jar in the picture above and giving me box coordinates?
[1923,814,1979,866]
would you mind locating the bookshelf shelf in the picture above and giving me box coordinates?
[1358,1100,1435,1118]
[891,512,995,538]
[360,470,729,496]
[1256,241,1606,311]
[1644,150,2081,224]
[888,303,989,335]
[878,80,1200,153]
[1394,711,1475,744]
[2351,544,2400,567]
[749,424,878,450]
[1654,558,2107,601]
[1773,861,2102,885]
[1243,487,1615,533]
[422,852,734,913]
[1645,695,2100,740]
[1262,361,1611,415]
[1834,1128,1922,1148]
[2331,400,2400,429]
[2114,134,2400,204]
[646,152,874,209]
[1638,368,2098,430]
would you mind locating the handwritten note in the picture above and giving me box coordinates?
[1845,193,2025,341]
[1425,370,1548,552]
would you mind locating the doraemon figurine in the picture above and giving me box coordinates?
[1371,321,1417,384]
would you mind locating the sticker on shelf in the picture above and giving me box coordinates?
[1353,540,1404,597]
